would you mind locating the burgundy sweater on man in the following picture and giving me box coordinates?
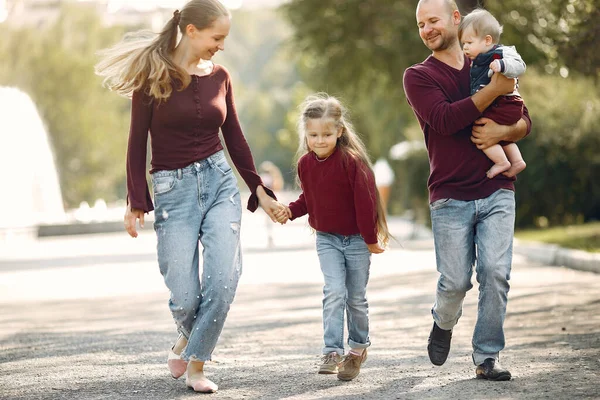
[127,64,271,213]
[403,55,531,203]
[288,148,378,244]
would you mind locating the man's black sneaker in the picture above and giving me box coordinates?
[476,358,512,381]
[427,322,452,366]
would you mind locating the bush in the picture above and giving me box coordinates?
[516,70,600,227]
[386,70,600,229]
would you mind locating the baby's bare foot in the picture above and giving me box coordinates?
[486,160,511,179]
[502,160,526,178]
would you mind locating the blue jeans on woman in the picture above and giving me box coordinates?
[316,232,371,355]
[429,188,515,365]
[151,150,242,362]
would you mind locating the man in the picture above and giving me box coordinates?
[403,0,532,381]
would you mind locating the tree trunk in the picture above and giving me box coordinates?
[455,0,485,15]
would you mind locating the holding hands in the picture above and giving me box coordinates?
[256,185,288,224]
[274,206,292,225]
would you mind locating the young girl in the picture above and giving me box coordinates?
[95,0,284,393]
[275,94,390,381]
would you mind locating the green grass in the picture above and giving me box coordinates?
[515,222,600,253]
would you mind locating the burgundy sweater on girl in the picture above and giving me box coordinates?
[403,54,532,204]
[288,148,378,244]
[127,64,271,213]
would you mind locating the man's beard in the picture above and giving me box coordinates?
[426,32,457,52]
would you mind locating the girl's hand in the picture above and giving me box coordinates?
[274,206,290,224]
[367,243,385,254]
[124,204,145,238]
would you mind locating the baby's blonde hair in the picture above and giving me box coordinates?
[458,8,503,44]
[296,93,391,246]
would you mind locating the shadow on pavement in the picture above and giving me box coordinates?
[1,264,599,399]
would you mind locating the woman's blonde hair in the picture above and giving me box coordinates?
[95,0,229,101]
[296,93,391,246]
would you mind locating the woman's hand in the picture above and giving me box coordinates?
[256,185,286,223]
[367,243,385,254]
[124,204,145,238]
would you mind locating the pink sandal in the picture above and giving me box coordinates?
[167,349,187,379]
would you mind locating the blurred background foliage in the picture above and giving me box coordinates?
[0,0,598,228]
[283,0,600,227]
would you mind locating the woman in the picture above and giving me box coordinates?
[96,0,284,392]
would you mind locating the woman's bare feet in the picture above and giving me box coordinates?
[168,335,188,379]
[185,361,218,393]
[502,160,526,178]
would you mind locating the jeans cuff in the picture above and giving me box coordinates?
[472,352,499,365]
[432,309,459,330]
[348,339,370,349]
[323,347,344,355]
[435,320,456,330]
[181,351,212,362]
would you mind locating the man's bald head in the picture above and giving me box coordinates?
[416,0,461,53]
[417,0,459,17]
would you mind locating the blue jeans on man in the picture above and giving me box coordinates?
[429,188,515,365]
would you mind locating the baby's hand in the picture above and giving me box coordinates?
[367,243,385,254]
[489,59,501,74]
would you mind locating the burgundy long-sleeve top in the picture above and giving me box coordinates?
[288,148,378,244]
[403,54,532,203]
[127,64,272,212]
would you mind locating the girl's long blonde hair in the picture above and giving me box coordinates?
[296,93,391,246]
[95,0,229,101]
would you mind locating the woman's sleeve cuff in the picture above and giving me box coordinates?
[246,185,277,212]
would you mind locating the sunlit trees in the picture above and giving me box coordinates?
[282,0,600,225]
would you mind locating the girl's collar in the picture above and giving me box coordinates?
[312,147,338,162]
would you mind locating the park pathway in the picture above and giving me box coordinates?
[0,212,598,399]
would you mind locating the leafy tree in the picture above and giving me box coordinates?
[214,8,303,186]
[0,4,130,208]
[456,0,484,14]
[281,0,600,226]
[484,0,600,78]
[281,0,430,161]
[515,70,600,226]
[0,5,304,205]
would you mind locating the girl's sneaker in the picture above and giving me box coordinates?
[337,349,368,381]
[318,352,341,374]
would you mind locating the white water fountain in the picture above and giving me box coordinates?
[0,87,65,241]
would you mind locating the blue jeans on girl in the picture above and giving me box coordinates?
[316,232,371,355]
